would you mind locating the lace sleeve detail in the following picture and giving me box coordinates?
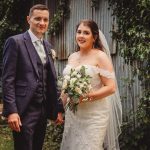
[96,67,115,79]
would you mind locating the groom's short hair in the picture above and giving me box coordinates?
[29,4,49,16]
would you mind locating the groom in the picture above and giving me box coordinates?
[2,4,63,150]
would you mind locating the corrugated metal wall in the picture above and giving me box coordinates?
[47,0,143,121]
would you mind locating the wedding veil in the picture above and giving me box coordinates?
[99,30,122,150]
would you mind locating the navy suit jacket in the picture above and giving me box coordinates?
[2,31,60,120]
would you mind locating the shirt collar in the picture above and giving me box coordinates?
[28,29,43,43]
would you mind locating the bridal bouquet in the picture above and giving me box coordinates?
[61,66,92,113]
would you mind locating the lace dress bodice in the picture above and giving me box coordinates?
[60,64,115,150]
[63,64,115,90]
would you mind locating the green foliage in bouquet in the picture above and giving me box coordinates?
[62,66,91,113]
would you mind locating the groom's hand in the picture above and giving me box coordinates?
[55,112,64,125]
[7,113,22,132]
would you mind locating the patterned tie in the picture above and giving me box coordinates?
[35,40,46,64]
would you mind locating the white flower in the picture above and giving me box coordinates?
[51,49,56,60]
[64,75,70,81]
[57,79,63,87]
[77,82,84,88]
[77,74,81,78]
[62,79,68,89]
[83,81,88,86]
[70,78,77,86]
[71,71,78,76]
[75,87,82,94]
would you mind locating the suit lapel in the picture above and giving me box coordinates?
[43,40,57,78]
[23,32,39,78]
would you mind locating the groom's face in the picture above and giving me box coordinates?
[27,9,49,38]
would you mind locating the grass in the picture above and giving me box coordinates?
[0,104,13,150]
[0,119,63,150]
[0,125,13,150]
[0,103,63,150]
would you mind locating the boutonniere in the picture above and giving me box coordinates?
[49,49,56,60]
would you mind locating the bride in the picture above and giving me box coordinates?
[60,19,122,150]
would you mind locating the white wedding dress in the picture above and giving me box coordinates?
[60,64,116,150]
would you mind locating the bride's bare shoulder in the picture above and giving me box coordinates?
[96,50,113,70]
[68,52,78,59]
[68,51,79,63]
[69,51,79,57]
[96,50,107,58]
[95,50,109,62]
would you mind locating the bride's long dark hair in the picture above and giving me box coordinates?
[76,19,104,51]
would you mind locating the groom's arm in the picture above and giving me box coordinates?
[2,37,18,117]
[2,36,22,132]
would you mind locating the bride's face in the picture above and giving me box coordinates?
[76,23,94,50]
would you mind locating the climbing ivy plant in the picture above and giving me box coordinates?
[0,0,17,59]
[108,0,150,149]
[91,0,99,8]
[48,0,70,35]
[48,0,99,35]
[0,0,32,60]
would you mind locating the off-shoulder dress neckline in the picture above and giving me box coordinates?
[66,64,99,69]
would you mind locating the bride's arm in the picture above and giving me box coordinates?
[84,51,116,101]
[87,77,116,101]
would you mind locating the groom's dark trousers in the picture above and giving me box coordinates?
[2,31,60,150]
[13,101,47,150]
